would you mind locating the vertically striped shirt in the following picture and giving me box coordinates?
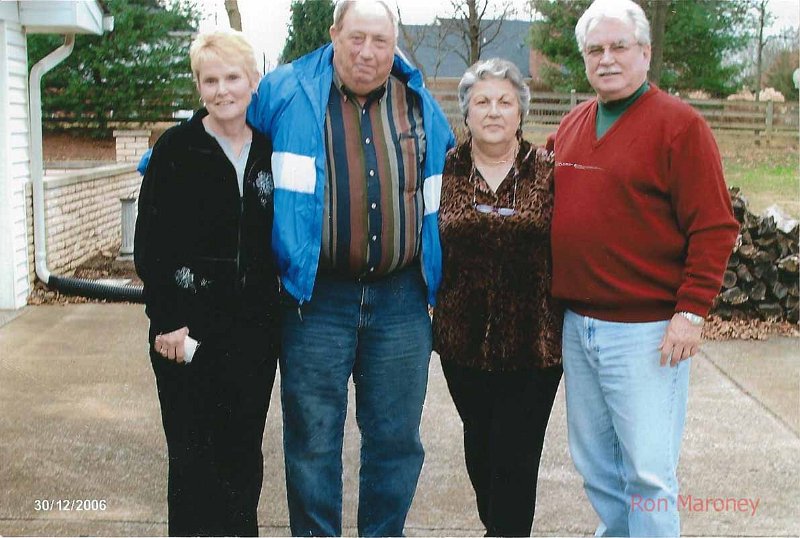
[320,73,427,279]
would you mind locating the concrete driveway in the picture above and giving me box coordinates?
[0,304,797,536]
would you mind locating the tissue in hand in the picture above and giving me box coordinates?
[183,336,200,364]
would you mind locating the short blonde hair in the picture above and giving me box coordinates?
[189,31,260,85]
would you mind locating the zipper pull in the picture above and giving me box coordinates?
[297,306,303,322]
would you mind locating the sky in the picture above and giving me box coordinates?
[197,0,800,73]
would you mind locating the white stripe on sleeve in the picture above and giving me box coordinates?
[272,152,317,194]
[422,174,442,215]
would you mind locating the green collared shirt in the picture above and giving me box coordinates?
[596,81,649,138]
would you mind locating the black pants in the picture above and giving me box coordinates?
[442,360,562,537]
[150,327,277,536]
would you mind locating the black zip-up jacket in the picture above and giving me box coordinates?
[134,109,278,343]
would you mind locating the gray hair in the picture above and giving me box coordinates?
[574,0,651,52]
[458,58,531,120]
[333,0,399,39]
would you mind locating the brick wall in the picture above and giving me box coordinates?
[114,130,151,164]
[24,130,151,291]
[25,164,141,287]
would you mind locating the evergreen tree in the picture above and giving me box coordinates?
[657,0,749,95]
[280,0,335,64]
[530,0,592,92]
[27,0,199,135]
[530,0,750,96]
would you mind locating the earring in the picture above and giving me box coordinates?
[198,96,204,105]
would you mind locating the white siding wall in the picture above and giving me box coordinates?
[0,13,32,309]
[0,4,18,21]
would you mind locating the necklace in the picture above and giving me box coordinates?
[472,142,518,166]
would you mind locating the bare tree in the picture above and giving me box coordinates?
[397,8,452,82]
[646,0,668,85]
[441,0,516,67]
[397,7,430,80]
[751,0,773,101]
[429,22,451,79]
[397,0,515,82]
[225,0,242,31]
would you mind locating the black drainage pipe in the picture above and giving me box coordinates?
[31,36,144,305]
[48,275,144,303]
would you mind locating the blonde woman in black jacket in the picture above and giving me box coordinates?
[134,31,278,537]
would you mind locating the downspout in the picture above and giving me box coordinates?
[29,35,143,302]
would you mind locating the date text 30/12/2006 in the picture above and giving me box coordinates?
[34,499,107,511]
[631,495,760,516]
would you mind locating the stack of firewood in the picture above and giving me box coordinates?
[712,188,799,323]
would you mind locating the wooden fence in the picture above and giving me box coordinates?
[43,81,799,146]
[431,86,799,144]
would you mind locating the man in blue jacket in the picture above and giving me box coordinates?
[248,1,455,535]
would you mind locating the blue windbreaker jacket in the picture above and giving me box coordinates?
[247,44,455,305]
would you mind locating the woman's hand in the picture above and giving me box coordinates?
[154,327,190,363]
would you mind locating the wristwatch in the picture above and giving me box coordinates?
[677,311,705,326]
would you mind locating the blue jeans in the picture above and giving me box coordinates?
[280,265,432,537]
[562,310,690,537]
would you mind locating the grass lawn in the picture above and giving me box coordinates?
[525,130,799,218]
[719,137,799,218]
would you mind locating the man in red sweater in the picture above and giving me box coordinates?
[550,0,739,536]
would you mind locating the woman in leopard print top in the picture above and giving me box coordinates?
[432,58,563,536]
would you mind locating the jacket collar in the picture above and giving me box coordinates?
[185,107,269,152]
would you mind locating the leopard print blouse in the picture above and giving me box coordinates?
[432,138,563,371]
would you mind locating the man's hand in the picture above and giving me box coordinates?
[154,327,190,363]
[659,314,702,367]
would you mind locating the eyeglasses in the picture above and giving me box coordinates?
[472,168,518,217]
[584,41,640,59]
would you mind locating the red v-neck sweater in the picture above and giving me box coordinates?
[551,85,739,322]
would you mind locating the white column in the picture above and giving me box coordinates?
[0,18,32,309]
